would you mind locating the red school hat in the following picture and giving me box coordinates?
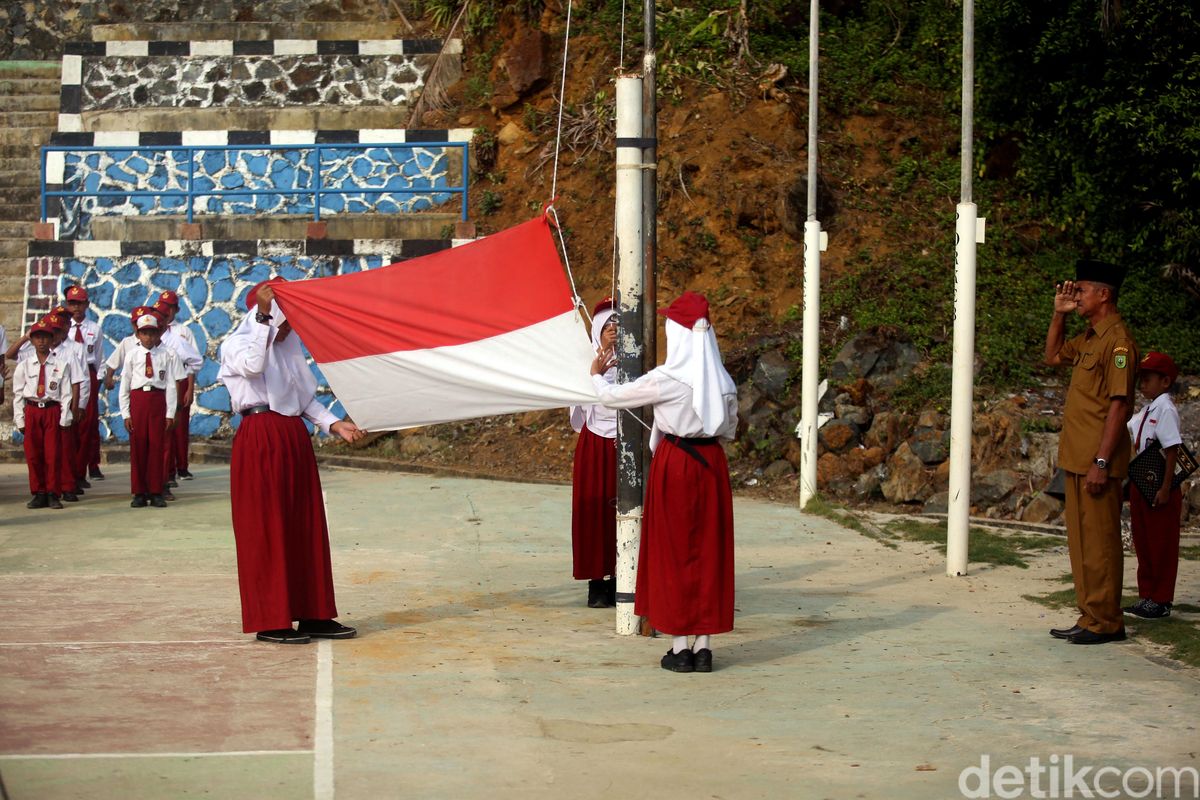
[28,319,55,337]
[656,291,710,329]
[130,305,156,324]
[135,312,162,332]
[1139,351,1179,383]
[157,289,180,307]
[244,277,286,311]
[592,296,614,316]
[43,313,68,331]
[65,285,89,302]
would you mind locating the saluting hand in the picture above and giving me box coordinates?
[1054,281,1079,314]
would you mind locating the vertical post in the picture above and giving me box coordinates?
[614,76,646,635]
[798,0,822,509]
[641,0,658,483]
[947,0,978,577]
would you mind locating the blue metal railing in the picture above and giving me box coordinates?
[40,141,470,224]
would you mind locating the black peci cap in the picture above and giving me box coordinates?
[1075,259,1126,289]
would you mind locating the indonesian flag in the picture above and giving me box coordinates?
[270,217,600,431]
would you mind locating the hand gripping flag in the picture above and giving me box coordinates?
[270,217,600,431]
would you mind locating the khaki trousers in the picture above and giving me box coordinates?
[1063,472,1125,634]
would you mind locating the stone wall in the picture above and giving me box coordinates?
[0,0,382,60]
[19,237,462,442]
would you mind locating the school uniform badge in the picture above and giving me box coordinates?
[158,369,166,380]
[1115,355,1127,369]
[49,381,58,391]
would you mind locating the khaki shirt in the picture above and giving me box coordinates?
[1056,314,1137,476]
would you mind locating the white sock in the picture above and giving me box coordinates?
[672,636,689,654]
[694,635,710,652]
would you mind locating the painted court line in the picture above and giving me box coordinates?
[314,639,335,800]
[0,640,249,647]
[0,750,312,760]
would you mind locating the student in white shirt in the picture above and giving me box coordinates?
[12,319,74,509]
[65,285,105,480]
[153,293,203,483]
[118,311,182,509]
[1123,351,1185,619]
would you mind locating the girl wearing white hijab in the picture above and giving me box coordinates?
[568,298,620,608]
[589,291,738,673]
[218,279,365,645]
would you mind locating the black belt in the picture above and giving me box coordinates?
[27,399,60,408]
[663,434,718,467]
[240,405,272,417]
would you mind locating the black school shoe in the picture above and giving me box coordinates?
[27,493,49,509]
[78,477,91,489]
[256,628,312,644]
[89,467,105,479]
[297,619,357,639]
[163,488,176,501]
[694,648,713,672]
[1124,599,1171,619]
[61,492,79,502]
[177,469,194,480]
[587,579,612,608]
[1068,628,1127,645]
[130,494,148,508]
[149,495,168,508]
[47,494,64,509]
[661,648,695,673]
[1049,625,1083,640]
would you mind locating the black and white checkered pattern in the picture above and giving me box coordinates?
[28,239,459,259]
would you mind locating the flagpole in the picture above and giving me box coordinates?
[614,75,646,635]
[799,0,824,510]
[947,0,983,577]
[641,0,658,482]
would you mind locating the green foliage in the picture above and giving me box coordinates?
[480,189,503,215]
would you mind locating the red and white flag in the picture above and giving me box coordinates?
[271,217,600,431]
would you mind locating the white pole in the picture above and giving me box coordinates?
[799,0,821,509]
[947,0,979,576]
[614,75,644,634]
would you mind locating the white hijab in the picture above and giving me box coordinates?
[591,308,618,381]
[657,317,737,436]
[217,300,318,416]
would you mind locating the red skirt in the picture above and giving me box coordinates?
[1129,487,1183,604]
[230,411,337,633]
[571,425,617,579]
[129,389,167,496]
[634,437,735,635]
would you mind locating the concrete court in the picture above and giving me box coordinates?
[0,460,1196,800]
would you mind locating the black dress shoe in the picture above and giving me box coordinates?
[1049,625,1084,640]
[78,477,91,489]
[661,648,695,673]
[61,492,79,502]
[694,648,713,673]
[604,577,616,607]
[89,468,105,479]
[587,579,611,608]
[47,494,64,509]
[130,494,148,508]
[1068,628,1127,645]
[163,488,176,501]
[178,469,194,480]
[256,628,312,644]
[149,495,168,508]
[296,619,357,639]
[27,493,48,509]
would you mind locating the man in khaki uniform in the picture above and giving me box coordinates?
[1043,259,1137,645]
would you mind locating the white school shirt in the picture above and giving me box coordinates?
[55,339,90,409]
[118,344,182,420]
[12,352,74,428]
[569,367,618,439]
[161,323,203,376]
[68,317,104,372]
[1127,392,1183,455]
[219,323,339,433]
[590,369,738,452]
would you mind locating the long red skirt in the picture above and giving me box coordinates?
[163,380,190,477]
[23,404,63,495]
[79,369,101,472]
[230,411,338,633]
[571,426,617,579]
[1129,488,1183,604]
[129,390,167,496]
[634,437,735,635]
[58,415,80,494]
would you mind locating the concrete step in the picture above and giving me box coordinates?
[0,239,26,258]
[93,21,418,41]
[0,158,42,173]
[0,111,58,128]
[0,203,41,221]
[0,129,54,147]
[0,262,28,302]
[0,221,31,238]
[0,170,41,189]
[90,212,461,242]
[0,144,43,159]
[0,187,41,206]
[0,94,60,112]
[0,62,59,79]
[83,105,412,133]
[0,78,61,95]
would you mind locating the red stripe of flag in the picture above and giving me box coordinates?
[271,217,573,364]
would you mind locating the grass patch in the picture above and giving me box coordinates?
[1180,545,1200,561]
[1022,589,1200,668]
[804,497,898,550]
[884,519,1062,569]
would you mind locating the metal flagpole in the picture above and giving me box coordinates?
[947,0,984,576]
[641,0,658,476]
[799,0,826,509]
[614,75,646,634]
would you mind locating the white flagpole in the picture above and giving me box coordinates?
[799,0,825,509]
